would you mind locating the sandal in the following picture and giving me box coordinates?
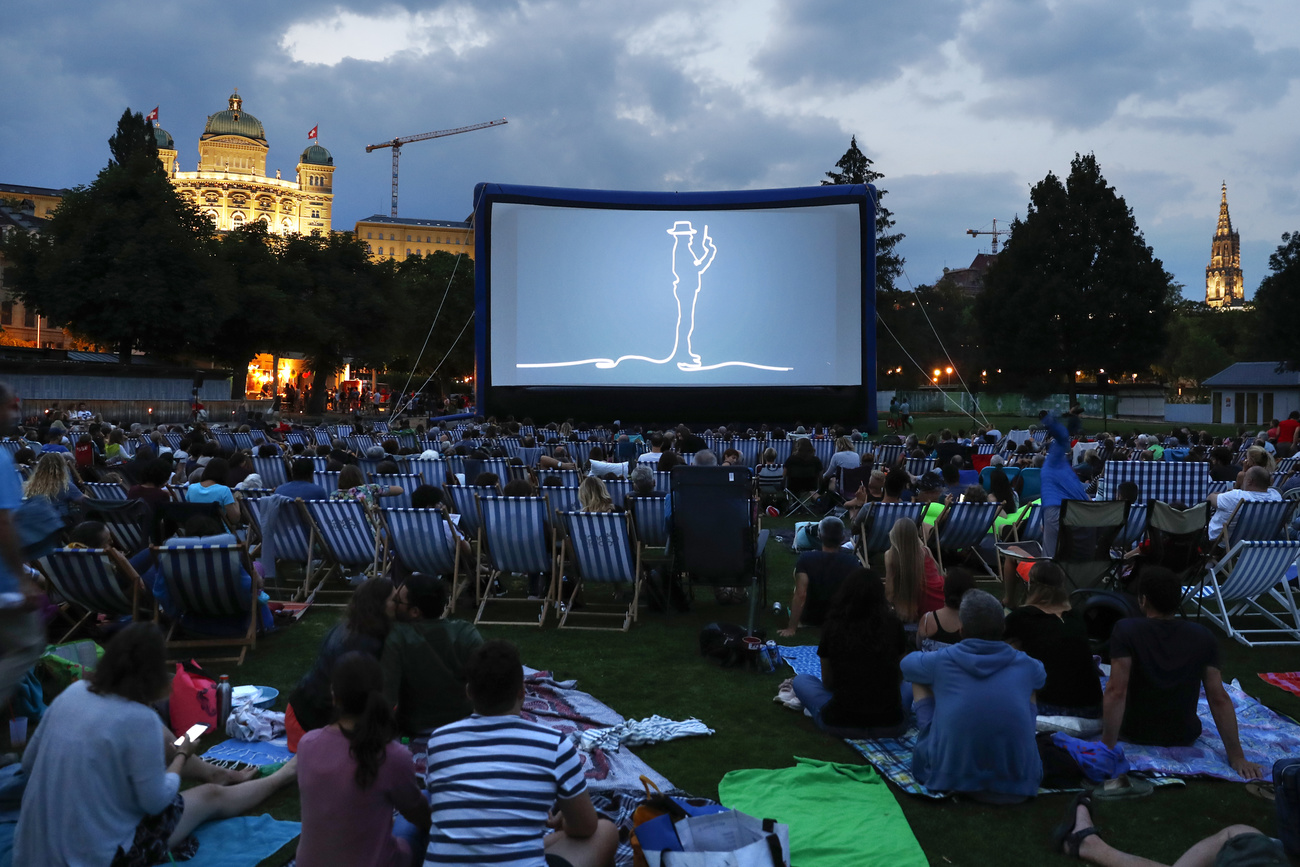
[1092,774,1153,800]
[1050,791,1096,859]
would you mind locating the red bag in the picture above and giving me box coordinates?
[169,660,218,735]
[74,442,95,468]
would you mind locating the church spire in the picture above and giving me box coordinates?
[1205,183,1242,308]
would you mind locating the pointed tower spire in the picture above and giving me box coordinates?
[1206,183,1242,308]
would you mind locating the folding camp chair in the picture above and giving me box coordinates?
[1190,540,1300,646]
[370,473,422,508]
[558,510,644,631]
[754,464,785,507]
[156,544,259,665]
[1216,500,1298,549]
[838,465,873,499]
[853,502,928,564]
[475,495,558,627]
[1131,501,1210,589]
[299,499,386,599]
[39,548,152,642]
[86,499,152,556]
[251,455,289,489]
[670,467,767,630]
[783,463,820,517]
[1018,468,1043,503]
[83,482,129,502]
[932,501,1001,576]
[980,466,1021,491]
[381,508,465,614]
[1054,499,1129,591]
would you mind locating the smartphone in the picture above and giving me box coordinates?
[958,494,966,503]
[173,723,209,747]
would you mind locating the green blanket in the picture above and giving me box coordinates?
[719,757,926,867]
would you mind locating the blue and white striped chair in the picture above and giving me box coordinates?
[407,457,447,487]
[854,502,928,560]
[541,487,582,539]
[558,510,643,631]
[1191,540,1300,646]
[475,495,557,627]
[313,429,333,446]
[905,457,936,478]
[252,456,289,489]
[300,500,385,592]
[604,479,632,509]
[83,482,129,502]
[244,495,314,600]
[40,548,149,642]
[87,500,152,556]
[231,432,255,452]
[1113,503,1149,553]
[627,494,670,551]
[874,444,904,467]
[933,501,1001,575]
[156,543,258,664]
[316,471,343,496]
[381,508,465,613]
[370,473,423,509]
[1217,500,1298,549]
[538,468,581,488]
[653,470,673,494]
[447,485,497,545]
[213,432,236,452]
[1208,480,1234,496]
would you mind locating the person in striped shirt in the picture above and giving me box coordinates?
[425,640,617,867]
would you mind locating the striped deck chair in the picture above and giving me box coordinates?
[163,433,184,450]
[407,458,447,487]
[932,501,1001,575]
[313,429,332,446]
[541,487,582,539]
[733,439,761,468]
[297,456,329,473]
[231,432,255,452]
[558,510,643,631]
[381,508,465,613]
[568,442,595,465]
[249,430,269,445]
[372,422,390,433]
[251,456,289,489]
[653,470,673,493]
[443,454,466,481]
[333,425,353,439]
[40,548,149,642]
[355,457,385,478]
[397,433,418,451]
[0,441,22,456]
[1191,540,1300,646]
[156,544,258,664]
[84,481,129,501]
[769,440,793,464]
[213,432,236,452]
[243,495,314,600]
[976,443,998,455]
[475,495,557,626]
[505,463,531,485]
[539,468,581,488]
[874,444,904,467]
[1217,500,1298,549]
[316,471,342,496]
[285,432,307,447]
[482,457,511,480]
[447,485,499,548]
[811,439,835,467]
[1113,503,1149,553]
[627,493,670,550]
[604,479,632,509]
[86,499,152,556]
[300,499,385,593]
[371,473,422,508]
[905,457,936,478]
[1207,480,1234,496]
[853,502,928,562]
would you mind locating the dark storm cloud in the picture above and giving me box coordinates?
[957,0,1300,130]
[753,0,966,88]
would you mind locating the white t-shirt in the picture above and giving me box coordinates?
[1209,488,1282,543]
[637,452,663,465]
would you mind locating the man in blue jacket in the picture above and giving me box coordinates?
[902,590,1045,802]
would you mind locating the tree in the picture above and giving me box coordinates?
[1,109,217,363]
[822,136,904,292]
[387,251,476,405]
[975,153,1176,402]
[1253,230,1300,371]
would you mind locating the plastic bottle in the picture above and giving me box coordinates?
[216,675,232,731]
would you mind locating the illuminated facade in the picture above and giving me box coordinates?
[355,215,473,262]
[158,92,334,235]
[1205,182,1243,308]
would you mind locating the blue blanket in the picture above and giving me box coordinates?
[203,737,294,767]
[189,814,300,867]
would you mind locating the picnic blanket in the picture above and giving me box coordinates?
[1259,671,1300,698]
[720,758,926,867]
[187,814,301,867]
[778,645,1182,798]
[519,668,674,792]
[203,736,294,768]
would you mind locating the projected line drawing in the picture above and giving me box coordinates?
[516,219,793,373]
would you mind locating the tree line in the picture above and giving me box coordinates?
[1,109,475,413]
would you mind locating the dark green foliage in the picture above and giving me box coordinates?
[977,154,1176,399]
[388,251,477,402]
[2,109,217,362]
[823,136,905,293]
[1253,230,1300,371]
[876,283,981,391]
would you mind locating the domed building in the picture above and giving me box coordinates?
[159,91,334,235]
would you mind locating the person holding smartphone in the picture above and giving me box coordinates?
[15,623,298,865]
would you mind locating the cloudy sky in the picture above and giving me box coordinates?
[4,0,1299,300]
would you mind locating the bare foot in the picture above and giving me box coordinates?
[216,765,259,785]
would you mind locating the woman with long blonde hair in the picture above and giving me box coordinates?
[578,475,613,513]
[883,517,944,625]
[1237,444,1275,487]
[24,453,85,521]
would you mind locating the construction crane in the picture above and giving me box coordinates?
[366,118,508,217]
[966,218,1010,254]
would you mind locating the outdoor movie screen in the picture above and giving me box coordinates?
[478,185,868,389]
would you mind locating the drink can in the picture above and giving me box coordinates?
[761,640,781,673]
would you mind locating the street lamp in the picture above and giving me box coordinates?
[945,366,953,387]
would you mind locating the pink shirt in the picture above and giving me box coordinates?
[296,726,427,867]
[919,550,945,617]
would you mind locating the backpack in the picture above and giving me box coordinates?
[169,660,220,735]
[698,622,766,669]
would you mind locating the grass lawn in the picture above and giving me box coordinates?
[225,508,1299,867]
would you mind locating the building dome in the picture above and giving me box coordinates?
[201,91,266,142]
[299,144,333,166]
[154,126,174,149]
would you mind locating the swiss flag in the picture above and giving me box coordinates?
[307,125,318,140]
[146,106,159,122]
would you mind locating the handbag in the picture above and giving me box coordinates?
[169,660,219,735]
[15,496,64,560]
[630,776,728,867]
[639,809,790,867]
